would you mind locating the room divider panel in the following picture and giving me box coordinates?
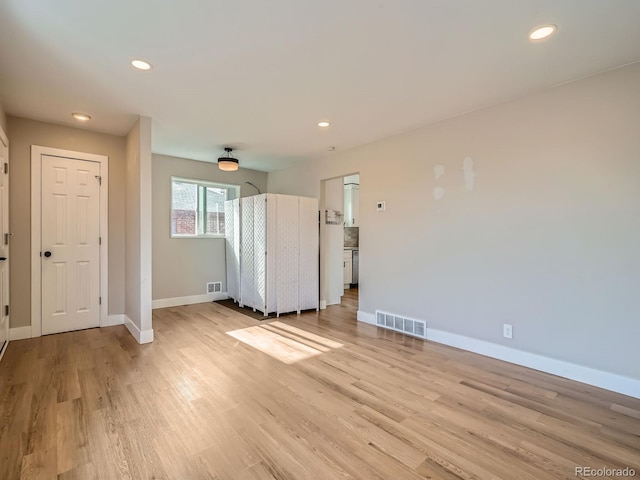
[224,199,240,302]
[224,194,319,316]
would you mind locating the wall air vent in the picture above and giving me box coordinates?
[375,310,426,339]
[207,282,222,294]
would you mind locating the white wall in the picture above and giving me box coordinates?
[7,116,127,329]
[125,116,153,343]
[268,63,640,382]
[151,153,267,303]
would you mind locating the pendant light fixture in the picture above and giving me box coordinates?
[218,147,239,171]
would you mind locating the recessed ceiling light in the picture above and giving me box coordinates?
[131,59,152,70]
[318,121,330,127]
[71,112,91,122]
[529,24,557,41]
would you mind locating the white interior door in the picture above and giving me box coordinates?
[0,134,9,354]
[41,155,101,335]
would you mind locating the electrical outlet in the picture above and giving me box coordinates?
[503,324,513,339]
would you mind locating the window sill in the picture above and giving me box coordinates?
[171,234,225,239]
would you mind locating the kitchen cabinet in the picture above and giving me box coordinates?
[344,185,359,227]
[343,250,353,286]
[351,249,359,285]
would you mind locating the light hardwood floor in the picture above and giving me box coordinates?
[1,289,639,479]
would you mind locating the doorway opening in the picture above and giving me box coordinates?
[319,173,360,313]
[342,174,359,309]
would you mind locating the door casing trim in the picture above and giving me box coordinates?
[31,146,109,337]
[0,126,8,356]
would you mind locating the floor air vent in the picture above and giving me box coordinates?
[207,282,223,294]
[375,310,427,339]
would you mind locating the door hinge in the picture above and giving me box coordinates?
[99,297,102,305]
[4,305,8,316]
[99,236,102,245]
[3,163,7,174]
[4,233,11,245]
[95,175,102,185]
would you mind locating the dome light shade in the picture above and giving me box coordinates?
[218,147,239,171]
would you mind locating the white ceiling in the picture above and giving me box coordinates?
[1,0,640,172]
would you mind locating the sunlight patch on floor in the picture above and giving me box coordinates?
[269,322,344,349]
[226,323,342,364]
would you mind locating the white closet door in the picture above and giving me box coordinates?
[253,194,268,315]
[224,199,240,301]
[276,194,300,314]
[240,196,255,309]
[299,196,319,311]
[41,156,101,335]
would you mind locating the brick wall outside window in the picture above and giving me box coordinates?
[172,209,196,235]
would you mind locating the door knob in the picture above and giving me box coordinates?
[0,257,6,261]
[44,251,52,258]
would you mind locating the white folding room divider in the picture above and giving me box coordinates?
[224,193,319,316]
[224,199,240,301]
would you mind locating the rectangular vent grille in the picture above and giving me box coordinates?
[375,310,427,339]
[207,282,222,294]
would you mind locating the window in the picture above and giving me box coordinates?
[171,177,239,237]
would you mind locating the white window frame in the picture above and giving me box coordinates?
[170,176,239,238]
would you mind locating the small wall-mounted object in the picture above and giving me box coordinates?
[325,209,343,225]
[376,201,386,212]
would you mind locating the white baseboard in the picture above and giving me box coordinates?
[9,326,33,341]
[357,312,640,399]
[427,328,640,399]
[320,300,327,310]
[124,315,154,344]
[357,310,375,325]
[152,292,228,309]
[105,314,125,326]
[8,316,135,340]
